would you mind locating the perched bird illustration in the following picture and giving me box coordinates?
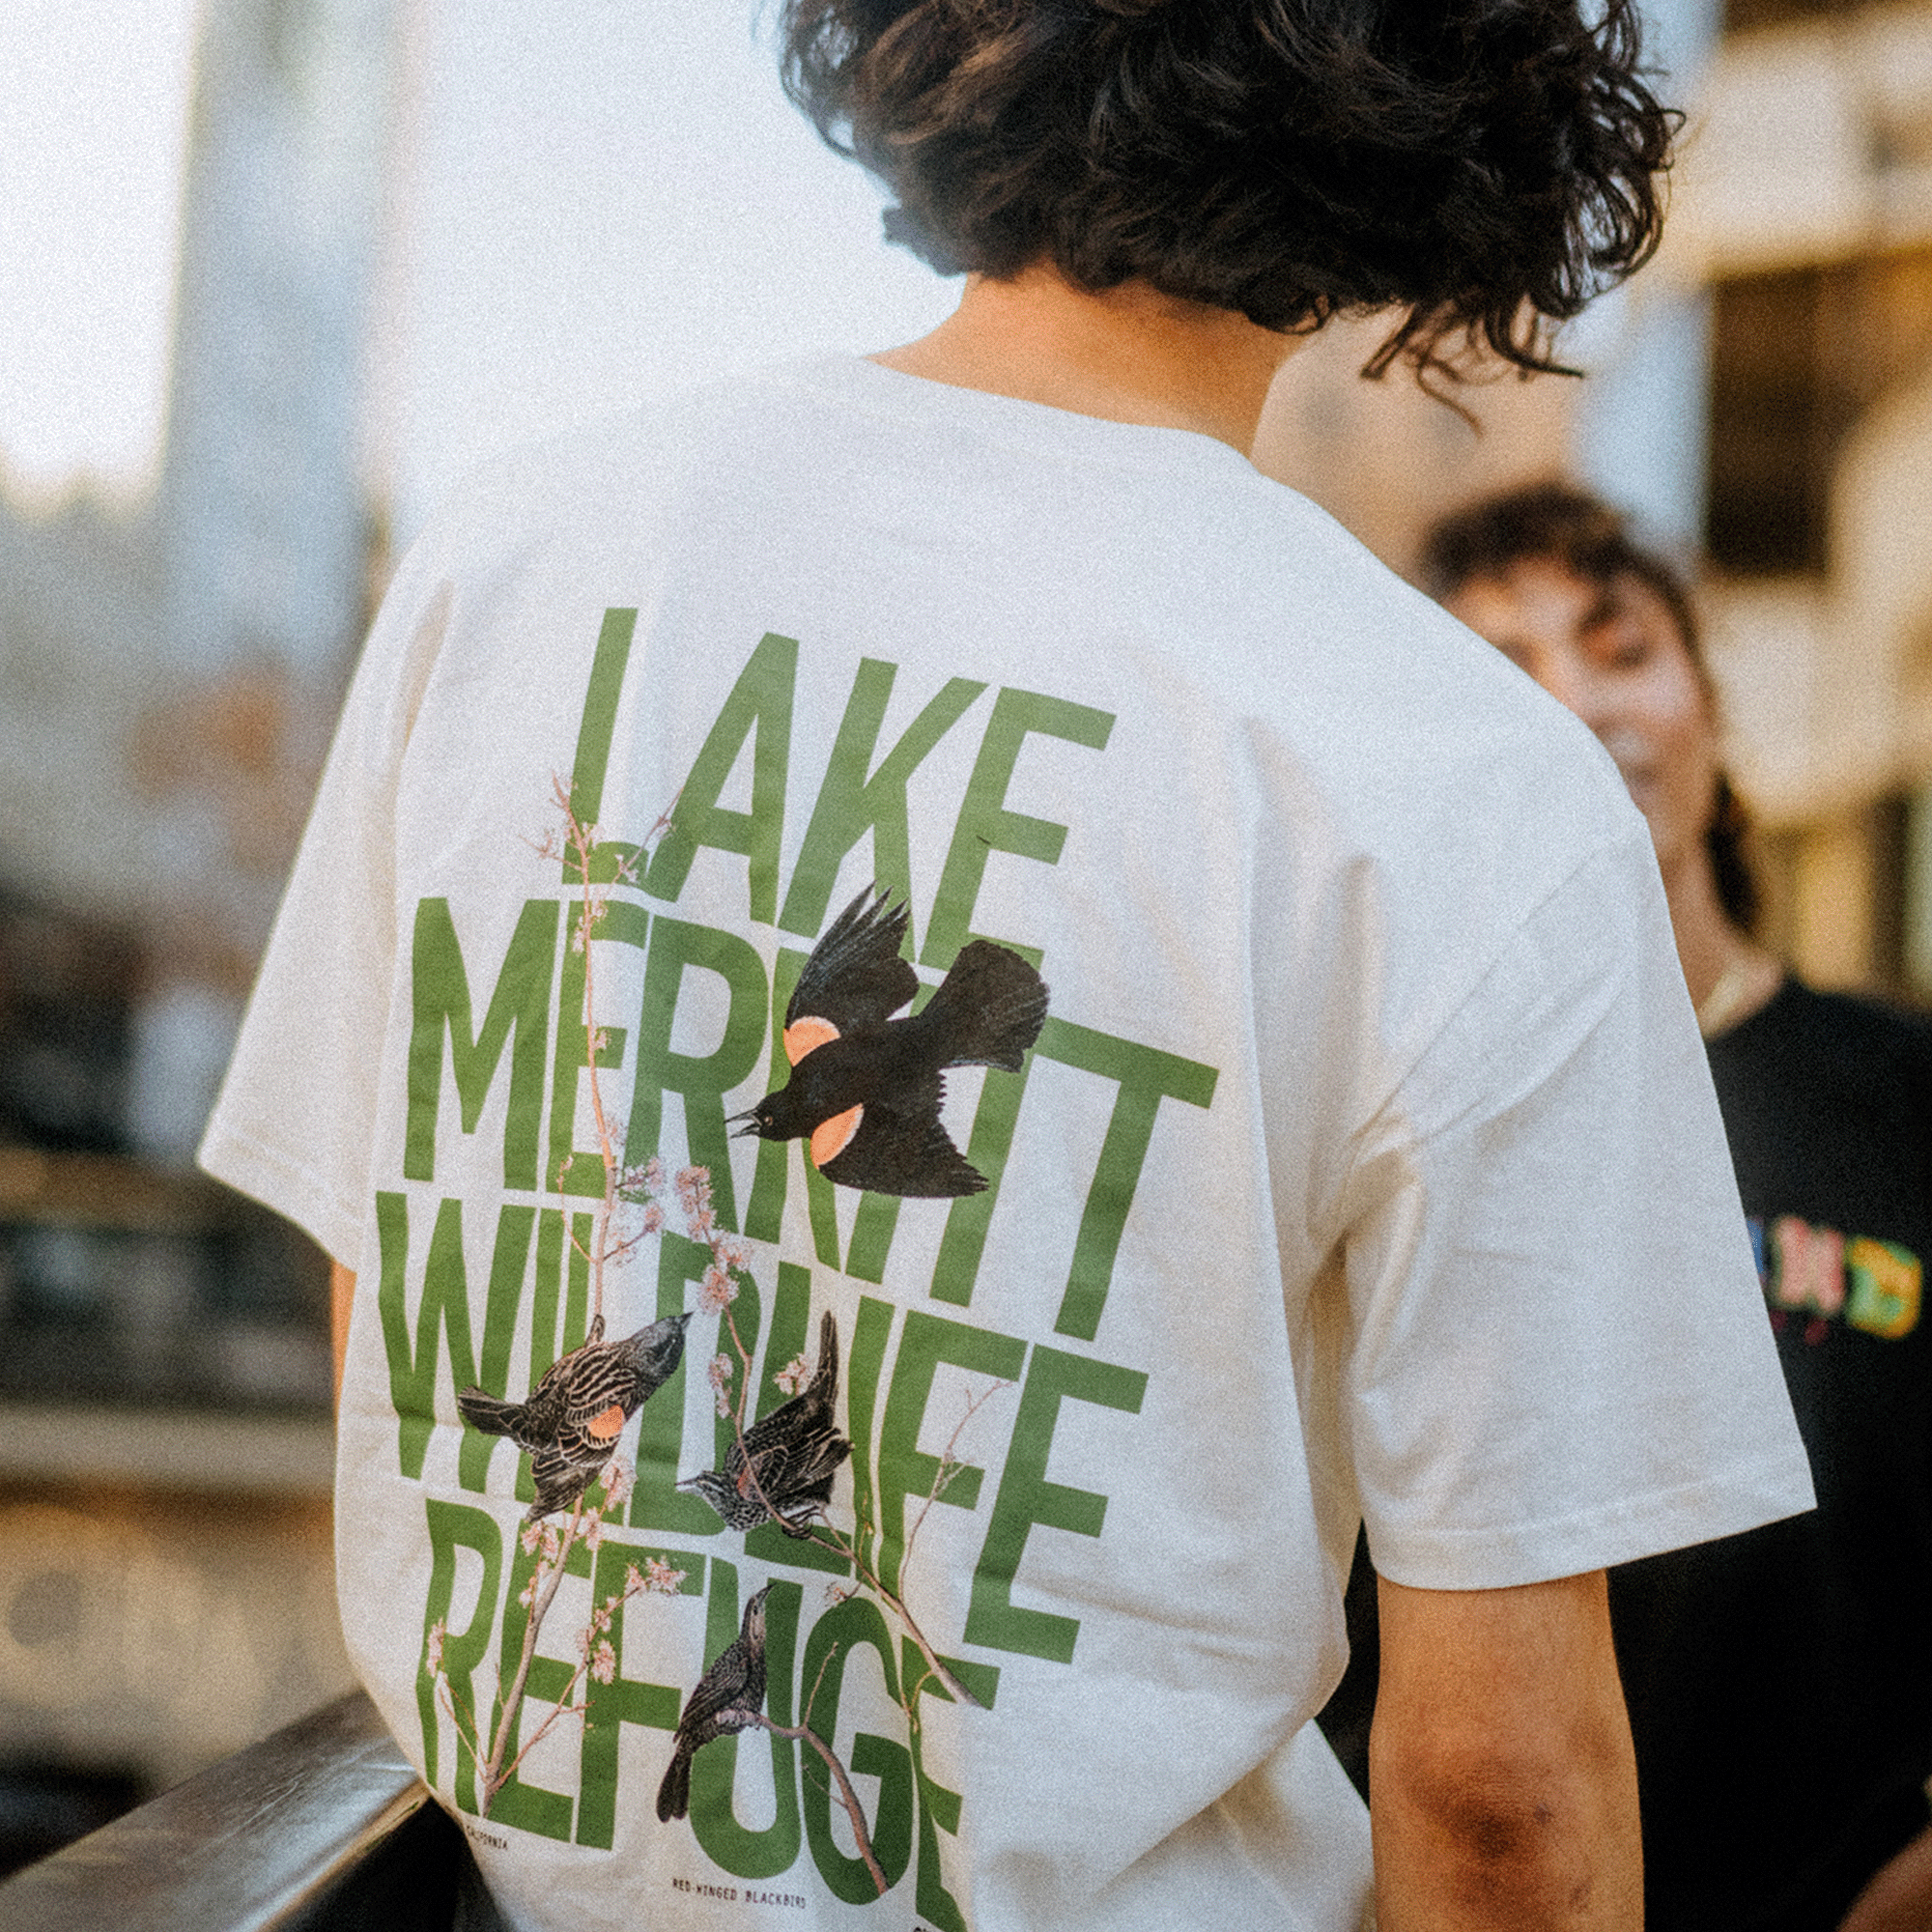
[656,1583,771,1822]
[682,1309,849,1535]
[731,885,1048,1196]
[457,1310,691,1520]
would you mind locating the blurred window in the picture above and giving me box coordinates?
[0,893,330,1411]
[1725,0,1852,26]
[1707,250,1932,578]
[1707,267,1836,577]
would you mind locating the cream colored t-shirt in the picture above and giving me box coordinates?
[202,356,1812,1932]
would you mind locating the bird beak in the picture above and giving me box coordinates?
[727,1111,760,1139]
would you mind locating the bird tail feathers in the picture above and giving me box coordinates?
[656,1747,693,1822]
[809,1308,838,1398]
[456,1388,524,1438]
[923,940,1049,1071]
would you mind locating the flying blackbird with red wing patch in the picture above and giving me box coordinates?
[730,886,1048,1197]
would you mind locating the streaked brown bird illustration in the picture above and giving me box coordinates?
[656,1583,771,1822]
[457,1309,691,1519]
[682,1309,849,1535]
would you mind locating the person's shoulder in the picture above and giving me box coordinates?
[1219,477,1629,780]
[402,359,851,567]
[1247,504,1643,873]
[1760,979,1932,1065]
[1719,978,1932,1119]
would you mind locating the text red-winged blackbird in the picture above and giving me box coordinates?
[457,1310,691,1520]
[730,885,1048,1197]
[656,1583,770,1823]
[682,1309,849,1535]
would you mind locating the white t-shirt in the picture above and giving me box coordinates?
[202,355,1812,1932]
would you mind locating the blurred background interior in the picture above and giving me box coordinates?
[0,0,1928,1880]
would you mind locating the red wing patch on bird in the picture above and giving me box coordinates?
[586,1403,627,1440]
[783,1016,839,1065]
[810,1104,863,1169]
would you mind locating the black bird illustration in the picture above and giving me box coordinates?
[457,1310,691,1520]
[730,885,1048,1196]
[681,1309,850,1535]
[656,1583,771,1822]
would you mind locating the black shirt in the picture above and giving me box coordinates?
[1613,980,1932,1931]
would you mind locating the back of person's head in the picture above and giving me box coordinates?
[779,0,1674,384]
[1419,481,1760,934]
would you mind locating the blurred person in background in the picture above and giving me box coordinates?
[1323,481,1932,1932]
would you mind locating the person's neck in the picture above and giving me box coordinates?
[1663,844,1780,1037]
[870,266,1302,457]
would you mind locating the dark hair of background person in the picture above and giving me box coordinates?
[1419,482,1761,934]
[779,0,1677,386]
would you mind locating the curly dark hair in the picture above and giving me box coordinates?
[1419,482,1761,935]
[779,0,1676,384]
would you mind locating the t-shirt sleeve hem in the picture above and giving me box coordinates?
[198,1120,365,1272]
[1367,1447,1818,1593]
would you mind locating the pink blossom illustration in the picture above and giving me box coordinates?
[698,1262,737,1314]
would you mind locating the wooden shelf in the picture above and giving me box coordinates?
[0,1400,333,1496]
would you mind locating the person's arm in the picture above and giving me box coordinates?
[1838,1822,1932,1931]
[1371,1568,1641,1931]
[331,1263,355,1409]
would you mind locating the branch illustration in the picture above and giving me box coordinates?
[754,1713,889,1897]
[428,1469,685,1814]
[542,774,675,1333]
[489,1502,587,1801]
[430,782,688,1814]
[448,778,992,1879]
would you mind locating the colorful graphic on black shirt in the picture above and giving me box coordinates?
[1748,1212,1921,1345]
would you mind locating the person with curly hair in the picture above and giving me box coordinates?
[203,6,1811,1930]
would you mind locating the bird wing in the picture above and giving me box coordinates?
[748,1418,852,1499]
[527,1444,588,1518]
[553,1342,645,1462]
[819,1075,985,1197]
[787,886,918,1038]
[515,1338,595,1431]
[678,1631,763,1735]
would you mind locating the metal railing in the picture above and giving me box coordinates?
[0,1691,485,1932]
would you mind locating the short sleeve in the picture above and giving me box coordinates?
[1340,828,1814,1590]
[196,541,454,1268]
